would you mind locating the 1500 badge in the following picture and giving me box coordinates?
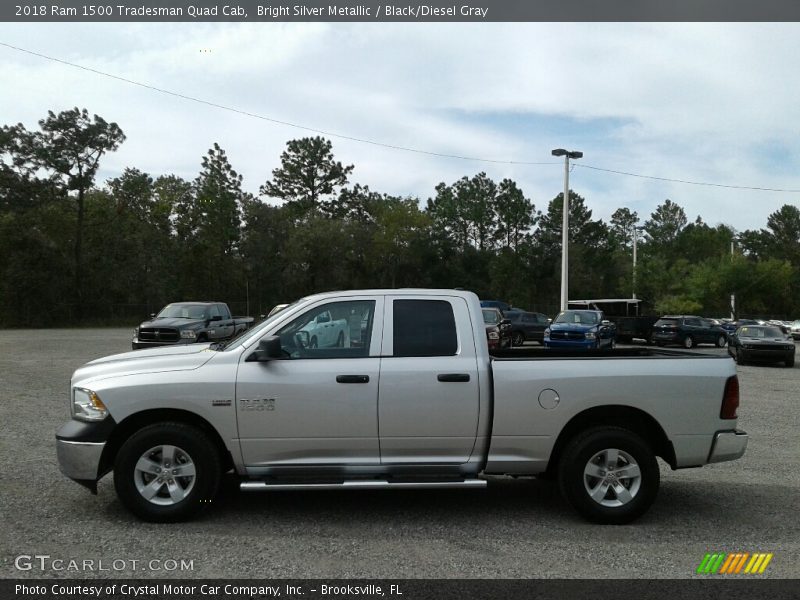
[239,398,275,411]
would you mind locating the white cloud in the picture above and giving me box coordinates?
[1,22,799,230]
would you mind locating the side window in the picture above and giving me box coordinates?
[219,304,231,319]
[275,300,375,359]
[685,318,700,327]
[208,304,222,319]
[393,299,458,357]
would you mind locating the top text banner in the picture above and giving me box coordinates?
[5,0,800,22]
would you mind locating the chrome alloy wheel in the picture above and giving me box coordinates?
[583,448,642,507]
[134,445,196,506]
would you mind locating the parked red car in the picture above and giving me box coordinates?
[482,307,512,350]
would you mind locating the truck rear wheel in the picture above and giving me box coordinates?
[114,422,221,522]
[558,426,659,524]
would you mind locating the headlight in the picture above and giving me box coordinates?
[544,328,550,337]
[585,331,597,339]
[488,331,499,340]
[181,330,196,339]
[72,387,108,422]
[132,327,139,337]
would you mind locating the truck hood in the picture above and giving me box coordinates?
[72,344,216,386]
[139,317,204,329]
[549,322,597,332]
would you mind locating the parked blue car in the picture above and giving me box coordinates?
[544,309,616,350]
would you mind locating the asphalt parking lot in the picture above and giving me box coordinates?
[1,329,798,579]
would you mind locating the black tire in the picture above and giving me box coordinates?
[114,422,221,523]
[558,426,659,524]
[512,331,525,347]
[683,336,695,349]
[715,335,727,348]
[786,356,795,368]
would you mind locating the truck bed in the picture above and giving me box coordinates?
[490,347,728,360]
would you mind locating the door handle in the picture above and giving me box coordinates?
[336,375,370,384]
[437,373,470,383]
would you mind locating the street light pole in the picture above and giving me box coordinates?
[552,148,583,311]
[632,227,638,300]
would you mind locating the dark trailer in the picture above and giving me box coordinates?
[568,298,659,344]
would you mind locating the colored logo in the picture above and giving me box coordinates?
[697,552,773,574]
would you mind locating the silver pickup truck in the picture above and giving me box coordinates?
[56,289,747,524]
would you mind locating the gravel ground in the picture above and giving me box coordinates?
[0,329,798,579]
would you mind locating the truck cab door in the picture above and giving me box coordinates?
[235,297,384,468]
[378,295,481,464]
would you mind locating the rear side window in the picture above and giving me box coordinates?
[393,300,458,357]
[655,319,678,327]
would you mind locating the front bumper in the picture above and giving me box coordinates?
[740,347,794,360]
[56,419,115,493]
[708,430,748,463]
[545,338,594,349]
[132,337,193,349]
[56,439,105,482]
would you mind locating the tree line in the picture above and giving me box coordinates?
[1,107,799,327]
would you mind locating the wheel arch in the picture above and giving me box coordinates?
[545,405,677,476]
[99,408,234,477]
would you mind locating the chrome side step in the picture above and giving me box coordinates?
[240,479,487,492]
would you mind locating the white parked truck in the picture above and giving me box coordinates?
[56,289,747,523]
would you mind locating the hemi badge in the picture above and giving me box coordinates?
[212,399,232,407]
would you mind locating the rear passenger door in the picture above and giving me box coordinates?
[684,317,703,344]
[378,296,481,464]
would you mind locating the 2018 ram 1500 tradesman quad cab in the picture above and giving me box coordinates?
[57,289,747,524]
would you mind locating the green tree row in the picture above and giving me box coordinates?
[1,108,799,326]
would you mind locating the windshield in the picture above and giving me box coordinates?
[738,326,784,338]
[482,309,500,325]
[222,298,304,350]
[554,311,599,325]
[156,304,208,319]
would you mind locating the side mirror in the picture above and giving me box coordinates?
[501,319,511,326]
[150,313,156,319]
[602,320,611,326]
[246,336,284,362]
[210,315,223,322]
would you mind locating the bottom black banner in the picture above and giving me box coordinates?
[3,579,800,600]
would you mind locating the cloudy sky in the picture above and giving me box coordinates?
[2,22,799,230]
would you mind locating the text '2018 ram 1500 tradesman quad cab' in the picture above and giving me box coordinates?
[56,289,747,524]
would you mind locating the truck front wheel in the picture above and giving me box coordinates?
[558,426,659,524]
[114,422,221,522]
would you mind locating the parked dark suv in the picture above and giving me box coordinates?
[506,310,550,346]
[652,315,728,349]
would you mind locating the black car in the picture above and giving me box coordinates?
[506,310,550,346]
[728,325,795,367]
[652,315,728,349]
